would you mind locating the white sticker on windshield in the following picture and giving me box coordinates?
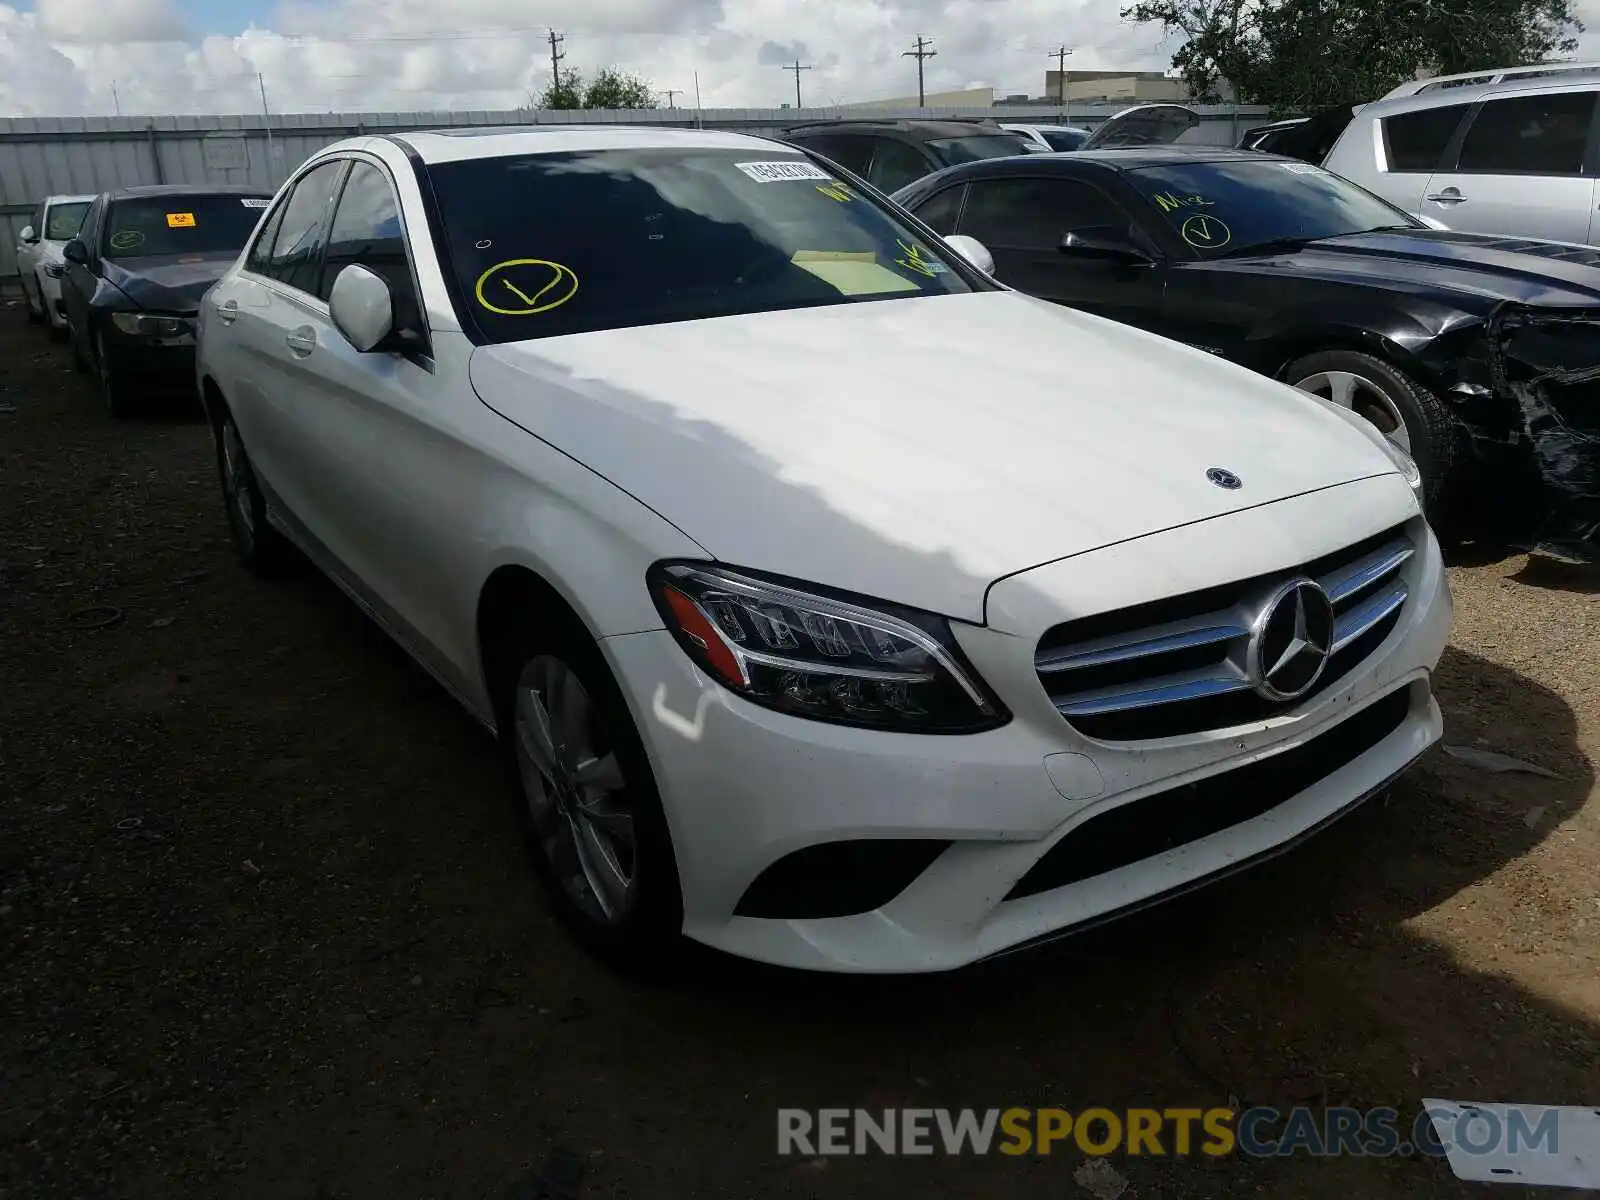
[735,160,832,183]
[1280,162,1322,174]
[241,198,270,208]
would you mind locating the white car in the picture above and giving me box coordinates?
[16,193,95,331]
[195,125,1451,974]
[1000,122,1092,152]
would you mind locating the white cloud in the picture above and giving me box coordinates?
[35,0,185,42]
[1,0,1599,117]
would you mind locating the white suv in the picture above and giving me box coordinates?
[15,193,95,331]
[1323,74,1600,244]
[195,126,1451,973]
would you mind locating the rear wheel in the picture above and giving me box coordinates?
[492,612,682,971]
[1286,349,1458,513]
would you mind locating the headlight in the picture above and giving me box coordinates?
[110,312,191,338]
[648,562,1009,733]
[42,262,65,278]
[1319,399,1424,501]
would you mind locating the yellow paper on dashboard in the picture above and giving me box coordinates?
[791,251,921,296]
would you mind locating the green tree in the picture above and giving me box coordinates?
[582,67,658,109]
[536,67,585,110]
[1122,0,1583,111]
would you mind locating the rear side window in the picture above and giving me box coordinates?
[263,161,345,295]
[1382,103,1471,171]
[1456,91,1597,175]
[868,139,935,192]
[913,185,965,234]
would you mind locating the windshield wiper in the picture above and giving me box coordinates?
[1214,235,1320,259]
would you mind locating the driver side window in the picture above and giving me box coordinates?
[958,178,1125,251]
[318,161,423,336]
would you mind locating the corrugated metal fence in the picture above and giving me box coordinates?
[1,103,1274,280]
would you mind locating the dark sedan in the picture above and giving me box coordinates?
[893,148,1600,562]
[61,184,272,416]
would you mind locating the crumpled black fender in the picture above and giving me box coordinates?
[1485,303,1600,563]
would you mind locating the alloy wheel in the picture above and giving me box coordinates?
[1292,369,1412,454]
[220,419,257,550]
[512,654,637,925]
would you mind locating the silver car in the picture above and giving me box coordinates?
[1323,71,1600,245]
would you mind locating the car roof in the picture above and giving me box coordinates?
[389,124,787,164]
[1360,69,1600,117]
[106,183,271,200]
[785,118,1007,140]
[1026,145,1274,170]
[1381,60,1600,100]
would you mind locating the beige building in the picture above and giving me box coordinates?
[1039,70,1231,104]
[836,87,997,110]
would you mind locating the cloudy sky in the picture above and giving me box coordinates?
[2,0,1599,118]
[0,0,1192,116]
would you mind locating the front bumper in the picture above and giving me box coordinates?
[38,273,68,328]
[604,479,1452,973]
[103,330,199,386]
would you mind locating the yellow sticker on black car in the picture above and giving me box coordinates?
[166,212,196,228]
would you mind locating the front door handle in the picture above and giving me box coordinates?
[1425,188,1467,205]
[216,298,239,325]
[285,327,316,356]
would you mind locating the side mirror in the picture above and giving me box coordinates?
[1058,226,1153,265]
[20,225,37,244]
[329,264,396,353]
[942,234,995,276]
[62,237,89,266]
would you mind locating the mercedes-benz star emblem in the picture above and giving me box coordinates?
[1247,579,1336,702]
[1206,467,1242,490]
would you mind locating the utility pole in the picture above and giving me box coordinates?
[257,73,275,183]
[903,36,937,108]
[661,88,682,107]
[111,80,121,116]
[1049,46,1074,121]
[780,60,813,109]
[547,28,566,90]
[693,71,703,128]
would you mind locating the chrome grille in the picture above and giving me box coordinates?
[1035,525,1414,741]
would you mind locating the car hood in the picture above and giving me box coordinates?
[102,252,238,313]
[468,292,1401,622]
[1079,103,1200,150]
[1228,228,1600,308]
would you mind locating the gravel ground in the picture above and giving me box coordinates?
[1,300,1597,1200]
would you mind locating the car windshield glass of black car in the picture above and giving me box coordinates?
[44,202,91,240]
[1125,160,1413,257]
[926,134,1029,164]
[426,148,973,342]
[103,194,270,259]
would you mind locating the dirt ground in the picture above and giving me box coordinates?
[1,298,1597,1200]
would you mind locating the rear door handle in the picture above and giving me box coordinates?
[1425,189,1467,205]
[216,298,239,324]
[285,327,316,356]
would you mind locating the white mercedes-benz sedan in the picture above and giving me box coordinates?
[195,125,1451,973]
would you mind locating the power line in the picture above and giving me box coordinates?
[902,36,936,107]
[778,59,813,108]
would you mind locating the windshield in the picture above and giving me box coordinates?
[425,148,976,343]
[1125,160,1415,257]
[926,134,1029,165]
[103,194,270,259]
[1041,129,1088,151]
[44,202,90,241]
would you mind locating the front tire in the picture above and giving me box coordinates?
[214,409,295,576]
[492,613,683,971]
[23,275,45,325]
[1285,349,1459,513]
[94,329,137,418]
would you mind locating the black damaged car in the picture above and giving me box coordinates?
[61,184,272,417]
[893,147,1599,562]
